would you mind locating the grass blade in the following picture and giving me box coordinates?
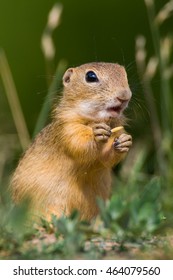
[0,49,30,150]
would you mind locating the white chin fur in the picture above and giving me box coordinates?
[96,110,121,119]
[77,101,121,119]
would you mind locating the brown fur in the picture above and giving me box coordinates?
[11,62,132,221]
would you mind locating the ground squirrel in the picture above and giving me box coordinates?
[11,62,132,221]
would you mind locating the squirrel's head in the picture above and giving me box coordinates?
[62,62,132,120]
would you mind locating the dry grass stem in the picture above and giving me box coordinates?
[41,3,63,61]
[155,0,173,25]
[0,49,30,150]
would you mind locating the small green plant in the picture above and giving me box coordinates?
[98,177,164,243]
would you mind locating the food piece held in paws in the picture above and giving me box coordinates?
[111,126,124,134]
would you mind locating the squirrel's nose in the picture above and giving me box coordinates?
[117,97,128,105]
[117,89,132,103]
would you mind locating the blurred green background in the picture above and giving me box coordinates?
[0,0,171,133]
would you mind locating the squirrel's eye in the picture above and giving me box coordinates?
[85,71,99,83]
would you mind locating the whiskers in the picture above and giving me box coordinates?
[129,96,150,121]
[124,65,153,122]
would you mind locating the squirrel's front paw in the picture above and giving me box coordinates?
[113,133,132,152]
[92,123,111,143]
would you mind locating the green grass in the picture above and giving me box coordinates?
[0,174,170,260]
[0,0,173,260]
[0,179,166,260]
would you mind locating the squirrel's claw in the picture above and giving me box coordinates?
[113,133,132,152]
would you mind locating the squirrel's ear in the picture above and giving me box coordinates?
[63,68,74,86]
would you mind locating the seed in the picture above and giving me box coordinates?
[111,126,123,133]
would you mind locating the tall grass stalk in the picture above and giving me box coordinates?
[136,0,173,177]
[41,3,63,86]
[135,36,165,173]
[144,0,173,134]
[33,59,67,137]
[145,0,173,183]
[135,0,173,217]
[0,49,30,150]
[33,3,67,136]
